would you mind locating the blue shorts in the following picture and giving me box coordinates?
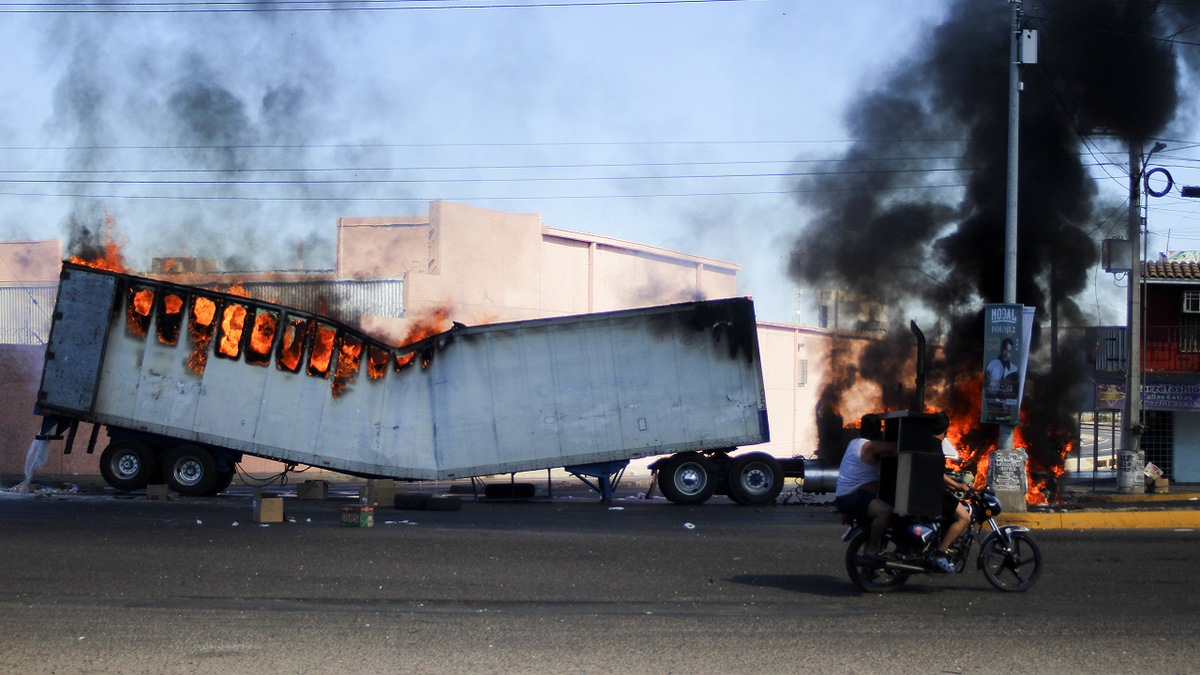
[834,489,878,520]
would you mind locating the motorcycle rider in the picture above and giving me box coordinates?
[931,412,971,573]
[834,414,897,560]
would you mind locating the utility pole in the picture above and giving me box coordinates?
[1120,142,1145,493]
[998,0,1022,458]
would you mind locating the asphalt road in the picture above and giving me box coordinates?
[2,489,1199,675]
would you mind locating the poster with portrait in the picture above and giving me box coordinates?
[981,304,1034,425]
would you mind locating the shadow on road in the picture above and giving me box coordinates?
[726,573,863,597]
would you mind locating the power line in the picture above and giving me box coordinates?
[0,0,770,13]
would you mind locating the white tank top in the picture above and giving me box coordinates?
[836,437,880,497]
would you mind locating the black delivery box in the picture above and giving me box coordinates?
[877,411,945,517]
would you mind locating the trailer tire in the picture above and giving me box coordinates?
[426,496,463,511]
[727,453,784,505]
[394,493,432,510]
[163,444,219,497]
[659,452,716,505]
[208,469,236,496]
[99,439,157,492]
[484,483,536,500]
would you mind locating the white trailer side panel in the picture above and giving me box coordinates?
[39,266,768,479]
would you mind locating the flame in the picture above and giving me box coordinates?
[308,324,336,377]
[126,288,154,337]
[392,305,452,371]
[66,214,127,273]
[331,335,363,397]
[277,319,309,372]
[367,346,389,379]
[156,293,185,345]
[218,304,247,358]
[187,296,218,373]
[225,282,250,298]
[246,311,277,366]
[934,373,1074,505]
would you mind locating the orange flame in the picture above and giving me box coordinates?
[245,311,277,366]
[225,282,250,298]
[331,335,363,397]
[367,346,389,380]
[308,324,336,377]
[155,293,185,346]
[67,214,127,273]
[218,304,247,358]
[126,288,154,337]
[393,305,452,371]
[277,319,309,372]
[187,296,218,373]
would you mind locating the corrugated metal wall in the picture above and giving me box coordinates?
[234,279,404,319]
[0,285,57,345]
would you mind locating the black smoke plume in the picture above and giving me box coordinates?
[789,0,1200,473]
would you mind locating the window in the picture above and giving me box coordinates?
[797,358,808,387]
[1184,290,1200,313]
[1182,314,1200,353]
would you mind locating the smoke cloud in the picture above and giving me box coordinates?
[789,0,1200,470]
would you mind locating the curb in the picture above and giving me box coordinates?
[997,510,1200,530]
[1078,492,1200,503]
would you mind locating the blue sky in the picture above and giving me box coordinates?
[0,0,1192,327]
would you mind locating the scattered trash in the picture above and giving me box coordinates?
[232,521,239,527]
[684,522,696,530]
[305,518,312,523]
[608,506,624,511]
[259,524,270,528]
[195,519,203,525]
[1144,462,1164,480]
[286,516,296,523]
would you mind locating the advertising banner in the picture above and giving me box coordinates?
[1096,382,1125,410]
[1093,382,1200,411]
[981,304,1035,425]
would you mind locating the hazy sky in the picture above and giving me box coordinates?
[0,0,1195,326]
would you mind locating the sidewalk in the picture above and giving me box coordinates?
[995,473,1200,530]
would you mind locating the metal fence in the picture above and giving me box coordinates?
[0,284,56,345]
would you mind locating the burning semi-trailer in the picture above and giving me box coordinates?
[33,263,781,503]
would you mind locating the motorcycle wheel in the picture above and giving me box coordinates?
[845,530,910,593]
[980,531,1043,592]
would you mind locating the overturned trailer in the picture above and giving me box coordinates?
[34,263,780,503]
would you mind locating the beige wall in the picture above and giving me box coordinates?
[339,201,740,344]
[0,240,61,282]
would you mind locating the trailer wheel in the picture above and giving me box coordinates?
[99,439,157,492]
[727,452,783,506]
[208,469,236,496]
[658,452,716,505]
[163,444,219,497]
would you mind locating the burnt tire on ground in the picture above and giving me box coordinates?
[484,482,536,500]
[425,496,463,511]
[99,438,158,492]
[726,452,784,505]
[162,444,219,497]
[658,452,717,505]
[394,493,432,510]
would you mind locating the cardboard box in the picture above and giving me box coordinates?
[1151,478,1170,493]
[362,479,398,506]
[341,505,374,528]
[297,480,329,500]
[146,484,170,500]
[253,491,284,523]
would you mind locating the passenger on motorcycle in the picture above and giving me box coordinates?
[931,412,971,573]
[833,414,897,561]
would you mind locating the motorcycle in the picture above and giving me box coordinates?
[842,486,1043,593]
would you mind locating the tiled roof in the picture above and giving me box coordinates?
[1144,260,1200,280]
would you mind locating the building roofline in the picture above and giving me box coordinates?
[542,226,740,272]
